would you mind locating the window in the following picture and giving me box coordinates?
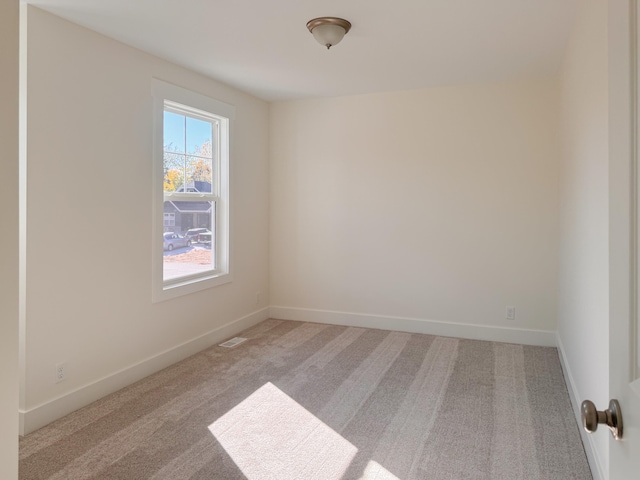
[163,212,175,228]
[152,80,233,301]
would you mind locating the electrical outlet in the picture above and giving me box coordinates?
[256,292,261,305]
[55,362,67,383]
[506,306,516,321]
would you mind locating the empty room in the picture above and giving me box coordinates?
[2,0,640,479]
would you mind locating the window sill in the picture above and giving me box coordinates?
[153,271,232,303]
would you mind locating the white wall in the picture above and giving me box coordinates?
[270,79,561,340]
[0,0,19,476]
[556,0,609,477]
[21,6,270,432]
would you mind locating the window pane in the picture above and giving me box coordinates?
[186,117,213,157]
[164,111,185,153]
[185,156,213,193]
[163,152,185,193]
[163,201,214,282]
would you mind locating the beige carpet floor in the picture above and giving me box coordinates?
[19,319,592,479]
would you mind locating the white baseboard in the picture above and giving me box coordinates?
[269,306,557,347]
[556,335,605,480]
[18,306,557,436]
[19,307,270,436]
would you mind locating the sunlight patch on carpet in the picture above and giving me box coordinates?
[359,460,401,480]
[209,382,358,479]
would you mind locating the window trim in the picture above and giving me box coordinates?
[152,79,234,302]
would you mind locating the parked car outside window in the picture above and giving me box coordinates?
[197,230,213,245]
[163,232,191,251]
[185,227,209,243]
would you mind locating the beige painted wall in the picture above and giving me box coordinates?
[0,0,19,477]
[22,6,269,424]
[270,79,561,332]
[557,0,609,476]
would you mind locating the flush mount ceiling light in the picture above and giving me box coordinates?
[306,17,351,49]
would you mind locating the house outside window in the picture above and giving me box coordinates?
[152,80,233,301]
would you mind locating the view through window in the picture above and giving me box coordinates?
[162,103,219,282]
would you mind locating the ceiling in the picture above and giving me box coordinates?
[25,0,580,101]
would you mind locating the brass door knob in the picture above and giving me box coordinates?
[580,399,623,440]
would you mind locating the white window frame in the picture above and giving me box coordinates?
[152,80,233,302]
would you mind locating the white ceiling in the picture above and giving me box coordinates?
[26,0,579,101]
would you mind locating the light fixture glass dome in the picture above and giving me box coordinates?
[306,17,352,49]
